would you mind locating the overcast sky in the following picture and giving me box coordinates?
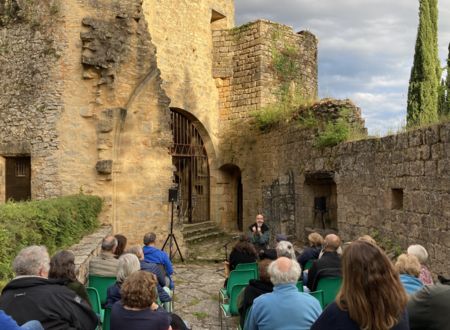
[235,0,450,135]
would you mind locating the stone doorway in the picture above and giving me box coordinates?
[5,156,31,202]
[170,109,210,223]
[219,164,243,231]
[303,171,337,230]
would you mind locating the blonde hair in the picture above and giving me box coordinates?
[407,244,428,264]
[395,254,421,277]
[336,241,408,330]
[358,235,377,245]
[308,232,324,247]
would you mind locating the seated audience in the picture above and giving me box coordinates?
[407,244,433,285]
[224,234,257,280]
[114,234,127,259]
[408,276,450,330]
[106,253,141,308]
[89,235,119,277]
[49,250,90,306]
[0,309,44,330]
[297,232,323,270]
[395,253,424,294]
[244,257,321,330]
[111,271,171,330]
[275,240,296,259]
[311,240,409,330]
[143,232,174,289]
[238,259,273,329]
[0,246,97,329]
[306,233,341,291]
[126,246,171,303]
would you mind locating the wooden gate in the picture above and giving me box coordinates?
[170,110,210,223]
[5,157,31,202]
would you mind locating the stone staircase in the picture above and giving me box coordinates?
[182,221,239,261]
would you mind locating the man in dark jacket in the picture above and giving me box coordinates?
[248,214,270,253]
[306,234,341,291]
[0,246,98,330]
[408,276,450,330]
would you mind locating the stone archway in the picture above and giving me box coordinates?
[170,108,212,223]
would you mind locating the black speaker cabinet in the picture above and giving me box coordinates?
[168,188,178,202]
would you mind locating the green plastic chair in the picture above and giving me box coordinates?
[219,269,256,303]
[220,284,247,328]
[316,277,342,307]
[86,287,103,321]
[235,262,259,279]
[296,280,304,292]
[309,290,324,309]
[304,259,315,271]
[87,275,116,307]
[102,307,111,330]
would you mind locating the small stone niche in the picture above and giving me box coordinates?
[391,188,404,210]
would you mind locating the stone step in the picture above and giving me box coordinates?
[182,221,214,231]
[183,230,222,244]
[182,224,217,237]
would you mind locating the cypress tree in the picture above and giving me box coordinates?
[446,43,450,114]
[406,0,441,126]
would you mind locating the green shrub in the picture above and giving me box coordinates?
[0,194,102,280]
[314,119,350,148]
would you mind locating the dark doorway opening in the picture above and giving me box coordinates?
[170,110,210,223]
[219,164,243,231]
[5,156,31,202]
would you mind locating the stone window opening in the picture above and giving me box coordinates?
[210,9,227,30]
[391,188,404,210]
[5,156,31,202]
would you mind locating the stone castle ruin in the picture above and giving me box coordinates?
[1,0,449,274]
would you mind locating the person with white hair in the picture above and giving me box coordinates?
[407,244,433,285]
[244,257,322,330]
[276,240,296,259]
[0,246,98,329]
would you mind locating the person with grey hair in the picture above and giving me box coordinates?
[89,235,119,277]
[0,246,98,329]
[276,240,296,259]
[244,257,322,330]
[407,244,433,285]
[105,253,141,308]
[143,232,174,289]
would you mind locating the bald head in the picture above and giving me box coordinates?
[324,234,341,252]
[268,257,301,285]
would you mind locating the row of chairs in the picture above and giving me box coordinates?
[219,262,342,329]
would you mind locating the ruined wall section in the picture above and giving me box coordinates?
[55,0,174,245]
[225,102,450,275]
[0,0,65,200]
[213,20,318,125]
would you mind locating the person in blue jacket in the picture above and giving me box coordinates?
[0,310,43,330]
[395,253,424,294]
[143,232,174,289]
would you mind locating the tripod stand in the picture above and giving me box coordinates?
[162,189,184,262]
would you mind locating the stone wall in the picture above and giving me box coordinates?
[0,0,64,200]
[213,20,318,124]
[224,101,450,275]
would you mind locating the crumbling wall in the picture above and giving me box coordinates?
[223,99,450,276]
[0,0,64,200]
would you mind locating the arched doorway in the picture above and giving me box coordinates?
[170,109,210,223]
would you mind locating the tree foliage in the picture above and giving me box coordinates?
[407,0,441,126]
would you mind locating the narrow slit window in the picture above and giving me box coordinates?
[391,188,403,210]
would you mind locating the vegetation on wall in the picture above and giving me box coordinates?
[0,194,102,280]
[439,43,450,116]
[406,0,440,127]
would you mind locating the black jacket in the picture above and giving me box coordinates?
[238,279,273,328]
[0,276,98,330]
[306,251,341,291]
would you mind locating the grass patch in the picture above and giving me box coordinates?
[192,312,209,320]
[189,298,200,306]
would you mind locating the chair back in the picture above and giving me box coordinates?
[88,275,116,306]
[103,307,111,330]
[86,287,102,315]
[226,269,256,295]
[235,262,259,278]
[316,277,342,307]
[304,259,315,270]
[296,281,304,292]
[309,290,324,309]
[228,284,247,315]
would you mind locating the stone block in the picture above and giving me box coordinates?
[95,159,113,174]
